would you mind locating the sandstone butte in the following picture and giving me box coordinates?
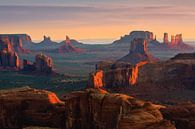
[0,87,195,129]
[22,53,53,74]
[0,36,20,69]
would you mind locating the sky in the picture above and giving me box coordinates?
[0,0,195,42]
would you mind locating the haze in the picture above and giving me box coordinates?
[1,0,195,42]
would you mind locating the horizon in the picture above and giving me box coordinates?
[0,0,195,42]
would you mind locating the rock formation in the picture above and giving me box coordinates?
[119,38,158,64]
[88,52,195,91]
[58,36,83,53]
[164,33,169,44]
[0,87,176,129]
[0,37,20,69]
[0,87,65,129]
[35,54,53,73]
[161,103,195,129]
[22,54,53,74]
[0,34,31,53]
[88,61,147,88]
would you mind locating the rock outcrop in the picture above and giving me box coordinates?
[164,33,169,44]
[88,61,148,88]
[0,34,31,53]
[58,36,83,53]
[0,87,65,129]
[161,103,195,129]
[119,38,158,64]
[0,37,20,69]
[63,88,175,129]
[88,52,195,92]
[22,54,53,74]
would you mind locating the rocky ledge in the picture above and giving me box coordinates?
[0,87,178,129]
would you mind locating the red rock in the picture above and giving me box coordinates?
[0,37,20,69]
[118,38,158,64]
[35,54,53,73]
[58,36,83,53]
[164,33,169,44]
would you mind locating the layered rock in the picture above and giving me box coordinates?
[0,34,31,53]
[137,53,195,90]
[0,37,20,69]
[119,38,158,64]
[161,103,195,129]
[58,36,83,53]
[0,87,176,129]
[0,87,65,129]
[22,54,53,74]
[88,61,147,88]
[63,88,175,129]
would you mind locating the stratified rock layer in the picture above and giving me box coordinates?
[0,34,31,53]
[0,87,177,129]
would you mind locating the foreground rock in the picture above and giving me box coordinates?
[0,87,176,129]
[22,54,53,74]
[161,103,195,129]
[119,38,158,64]
[0,87,65,129]
[0,37,20,69]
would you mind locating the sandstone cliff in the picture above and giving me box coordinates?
[0,87,176,129]
[0,37,20,69]
[0,34,31,53]
[22,54,53,74]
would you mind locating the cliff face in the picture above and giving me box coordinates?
[88,61,147,88]
[0,87,65,129]
[2,87,195,129]
[63,88,175,129]
[88,53,195,90]
[58,36,83,53]
[119,38,158,64]
[0,34,31,53]
[22,54,53,74]
[0,87,176,129]
[0,37,20,69]
[137,54,195,90]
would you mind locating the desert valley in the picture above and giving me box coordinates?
[1,0,195,129]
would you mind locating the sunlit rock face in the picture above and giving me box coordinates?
[0,37,20,69]
[88,61,148,88]
[0,34,31,53]
[0,87,65,129]
[119,38,158,64]
[63,88,175,129]
[58,36,83,53]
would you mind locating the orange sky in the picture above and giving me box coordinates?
[0,0,195,42]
